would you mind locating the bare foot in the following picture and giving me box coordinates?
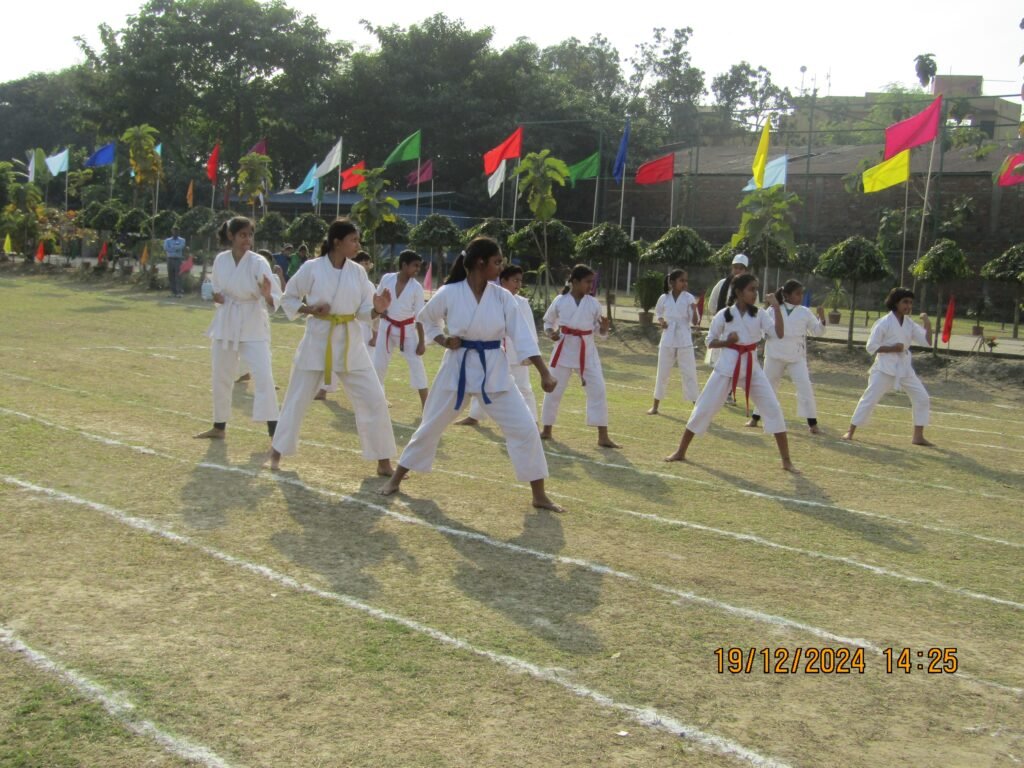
[664,452,686,462]
[782,459,801,474]
[379,477,402,496]
[313,389,327,401]
[194,428,225,439]
[532,495,566,513]
[808,425,821,435]
[840,431,854,441]
[646,407,659,415]
[455,417,479,426]
[598,439,621,449]
[912,438,935,447]
[234,373,251,383]
[264,449,281,470]
[376,459,394,477]
[744,419,759,428]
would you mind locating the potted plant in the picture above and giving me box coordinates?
[825,279,847,324]
[635,271,664,326]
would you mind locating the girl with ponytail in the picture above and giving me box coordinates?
[648,269,700,415]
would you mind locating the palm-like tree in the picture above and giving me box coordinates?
[237,152,273,220]
[512,150,570,302]
[121,124,163,207]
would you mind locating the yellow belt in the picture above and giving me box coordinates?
[320,313,357,385]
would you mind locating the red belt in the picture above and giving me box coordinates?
[385,316,416,353]
[550,326,593,385]
[728,343,758,415]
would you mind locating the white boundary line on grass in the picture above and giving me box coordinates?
[1,477,793,768]
[3,370,1019,550]
[5,408,1024,697]
[0,626,233,768]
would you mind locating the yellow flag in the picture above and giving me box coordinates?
[863,150,910,193]
[141,245,149,266]
[186,179,194,208]
[3,234,11,253]
[752,123,770,188]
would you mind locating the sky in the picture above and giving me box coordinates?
[3,0,1021,104]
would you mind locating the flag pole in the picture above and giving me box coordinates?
[511,159,521,229]
[336,137,343,218]
[900,180,910,283]
[591,172,599,227]
[415,158,421,224]
[669,174,675,228]
[430,177,435,214]
[618,174,625,227]
[64,166,69,212]
[912,137,938,291]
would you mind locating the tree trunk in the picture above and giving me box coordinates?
[846,281,857,350]
[1014,283,1020,340]
[933,287,942,351]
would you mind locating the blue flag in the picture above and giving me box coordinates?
[85,142,116,168]
[295,163,317,194]
[612,119,630,185]
[802,290,812,307]
[310,175,320,208]
[742,155,788,191]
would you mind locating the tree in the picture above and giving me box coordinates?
[980,244,1024,339]
[641,226,709,269]
[575,223,639,320]
[508,219,577,292]
[256,211,289,250]
[914,54,937,88]
[710,62,790,138]
[911,239,971,349]
[121,124,162,210]
[177,206,214,241]
[409,214,462,278]
[464,217,514,254]
[151,210,180,238]
[285,213,328,251]
[512,150,571,302]
[737,185,802,275]
[237,152,273,220]
[375,216,412,267]
[815,235,892,349]
[628,27,705,144]
[350,167,399,256]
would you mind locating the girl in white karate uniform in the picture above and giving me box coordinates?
[666,273,798,472]
[648,269,700,415]
[843,287,933,445]
[379,237,563,511]
[745,280,826,434]
[267,219,397,475]
[457,264,539,426]
[372,250,429,408]
[315,250,376,401]
[196,217,280,441]
[540,265,619,448]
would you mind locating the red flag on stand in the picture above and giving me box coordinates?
[696,291,706,321]
[483,127,523,175]
[941,294,955,344]
[180,255,194,275]
[884,96,942,160]
[635,153,675,185]
[206,143,220,182]
[98,242,108,264]
[35,242,45,263]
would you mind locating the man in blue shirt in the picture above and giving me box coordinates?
[163,226,188,297]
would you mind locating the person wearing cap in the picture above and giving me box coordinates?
[705,253,756,404]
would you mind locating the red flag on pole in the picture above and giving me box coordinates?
[206,143,220,182]
[635,153,675,185]
[340,161,366,190]
[247,138,267,155]
[35,242,45,263]
[98,242,108,264]
[696,291,706,321]
[180,255,195,275]
[884,96,942,160]
[941,294,955,344]
[423,262,433,292]
[997,152,1024,187]
[483,127,523,175]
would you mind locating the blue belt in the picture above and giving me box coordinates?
[455,339,502,410]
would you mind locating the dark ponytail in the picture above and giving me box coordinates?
[664,268,686,294]
[724,273,759,322]
[777,279,802,305]
[562,263,595,295]
[218,216,254,247]
[445,236,501,284]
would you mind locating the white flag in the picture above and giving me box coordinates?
[487,159,506,198]
[45,148,69,176]
[315,137,343,178]
[27,152,36,183]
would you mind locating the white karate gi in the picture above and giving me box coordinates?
[751,304,824,420]
[206,250,281,424]
[850,312,930,428]
[468,293,539,422]
[540,293,608,427]
[272,256,396,460]
[704,277,757,366]
[653,290,699,402]
[398,280,547,482]
[686,306,786,435]
[372,272,428,391]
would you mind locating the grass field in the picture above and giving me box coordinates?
[1,273,1022,768]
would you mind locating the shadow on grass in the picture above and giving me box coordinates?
[270,472,417,601]
[178,439,266,531]
[397,496,605,655]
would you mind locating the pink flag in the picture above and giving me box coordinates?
[423,262,433,292]
[406,159,433,188]
[247,138,268,155]
[884,96,942,160]
[179,255,194,275]
[997,152,1024,187]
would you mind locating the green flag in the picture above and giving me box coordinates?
[383,130,421,166]
[567,151,600,187]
